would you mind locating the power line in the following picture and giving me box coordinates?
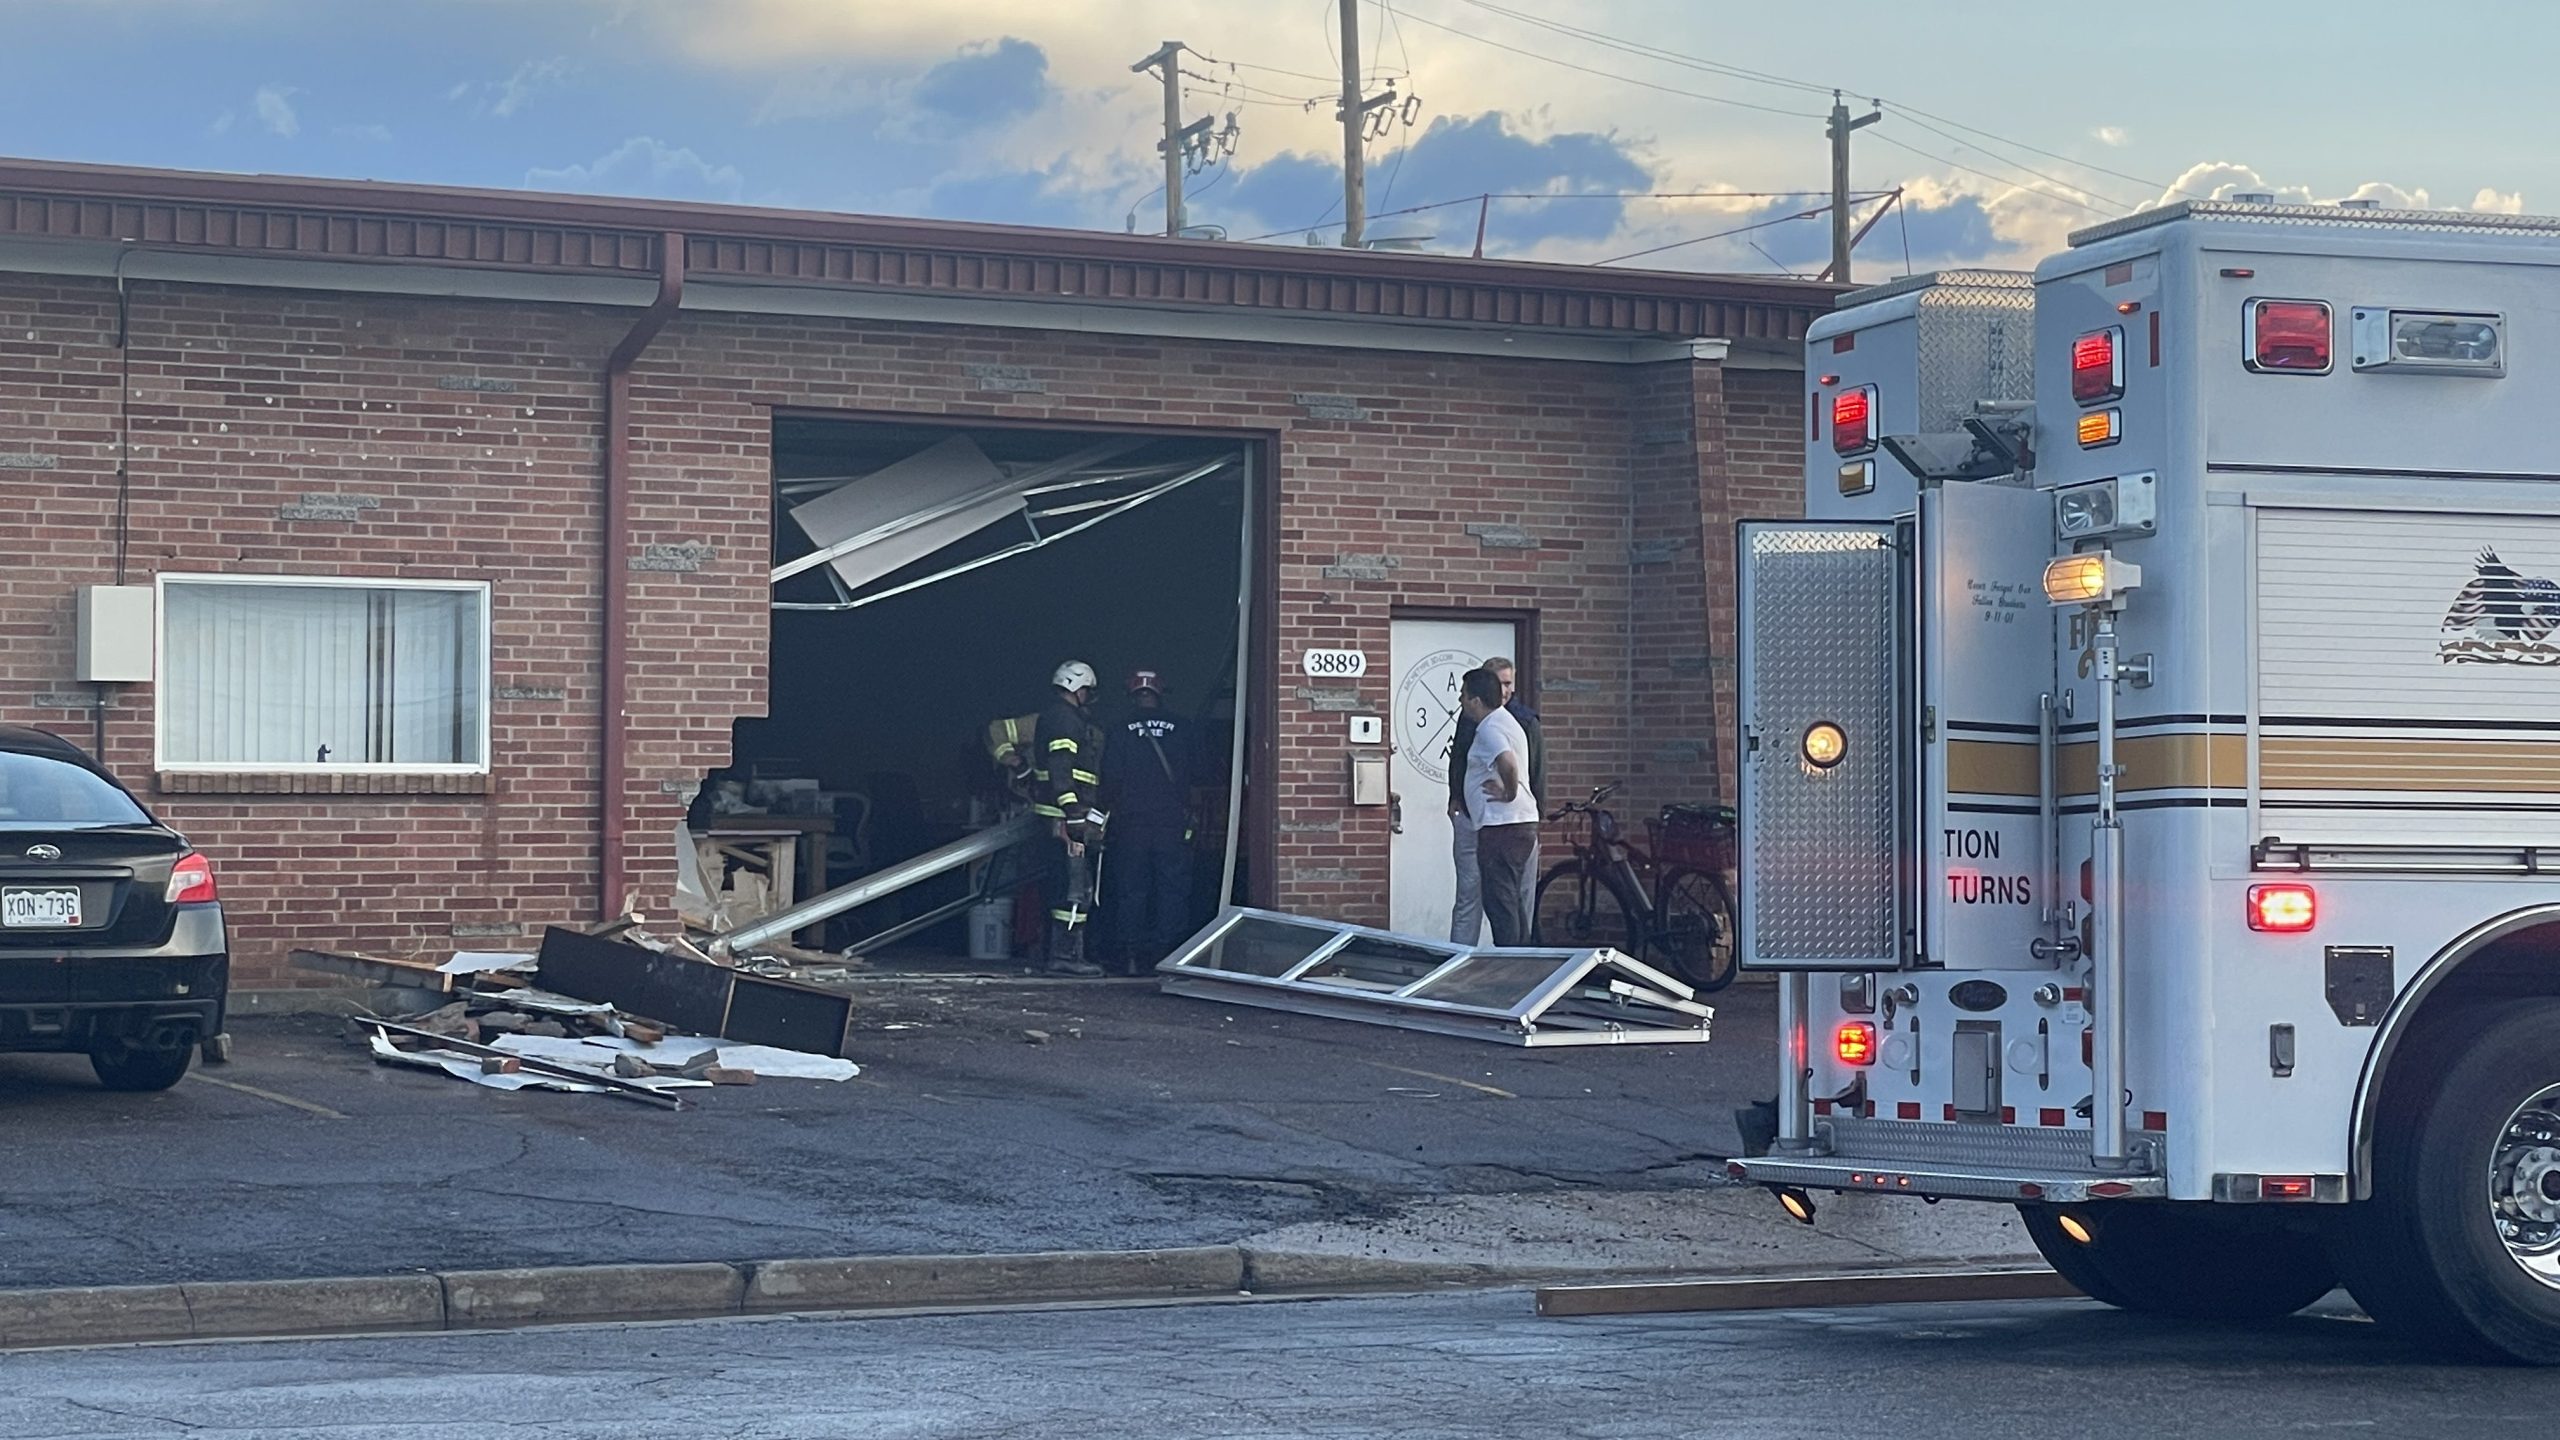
[1866,127,2114,216]
[1595,206,1832,267]
[1184,50,1344,86]
[1367,3,1825,119]
[1438,0,1832,96]
[1409,0,2183,207]
[1887,109,2134,212]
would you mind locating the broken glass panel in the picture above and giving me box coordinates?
[1190,914,1342,977]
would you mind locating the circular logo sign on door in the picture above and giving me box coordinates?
[1394,646,1479,786]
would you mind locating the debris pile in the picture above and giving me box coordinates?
[292,913,864,1109]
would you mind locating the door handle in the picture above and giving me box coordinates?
[1389,793,1404,834]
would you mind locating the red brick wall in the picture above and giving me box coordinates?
[1698,367,1810,800]
[0,273,1788,984]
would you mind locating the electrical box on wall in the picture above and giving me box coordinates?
[1349,752,1389,806]
[75,585,154,683]
[1348,714,1383,745]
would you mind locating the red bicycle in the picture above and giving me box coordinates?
[1532,784,1738,993]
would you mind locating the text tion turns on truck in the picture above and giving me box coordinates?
[1729,205,2560,1363]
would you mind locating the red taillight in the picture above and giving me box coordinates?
[1836,1021,1878,1066]
[2248,883,2315,933]
[2260,1175,2316,1201]
[1831,385,1876,456]
[2248,299,2331,373]
[167,851,217,905]
[2071,327,2123,404]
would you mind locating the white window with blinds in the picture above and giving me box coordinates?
[155,576,491,773]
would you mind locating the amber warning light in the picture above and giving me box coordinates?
[1836,1021,1878,1066]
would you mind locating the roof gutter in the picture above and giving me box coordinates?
[598,231,684,918]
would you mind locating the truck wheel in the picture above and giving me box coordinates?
[2331,1002,2560,1364]
[2016,1202,2334,1321]
[91,1041,193,1093]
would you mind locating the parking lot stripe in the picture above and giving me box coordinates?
[187,1073,348,1119]
[1359,1062,1515,1100]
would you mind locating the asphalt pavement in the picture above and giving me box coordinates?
[0,979,1778,1291]
[0,1289,2531,1438]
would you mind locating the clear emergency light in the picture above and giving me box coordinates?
[2352,308,2506,376]
[1831,385,1877,456]
[2071,327,2123,404]
[2246,300,2332,373]
[2055,474,2156,539]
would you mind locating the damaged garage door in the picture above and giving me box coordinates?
[1157,909,1712,1048]
[773,434,1242,611]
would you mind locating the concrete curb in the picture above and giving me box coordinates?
[0,1247,2067,1352]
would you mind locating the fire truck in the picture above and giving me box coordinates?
[1728,199,2560,1362]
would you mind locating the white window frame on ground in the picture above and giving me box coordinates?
[154,574,493,775]
[1155,907,1713,1047]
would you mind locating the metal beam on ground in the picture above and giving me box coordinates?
[1533,1267,2080,1318]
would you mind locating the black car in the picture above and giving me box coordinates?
[0,725,227,1091]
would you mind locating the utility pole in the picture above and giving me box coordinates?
[1334,0,1403,247]
[1132,41,1187,236]
[1827,91,1881,284]
[1338,1,1366,248]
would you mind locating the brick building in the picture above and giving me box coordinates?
[0,159,1834,994]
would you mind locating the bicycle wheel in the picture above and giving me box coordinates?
[1533,861,1638,951]
[1654,866,1738,993]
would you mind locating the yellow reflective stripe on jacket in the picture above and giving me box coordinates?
[1054,791,1079,806]
[1069,769,1100,785]
[1032,803,1065,818]
[1048,737,1080,753]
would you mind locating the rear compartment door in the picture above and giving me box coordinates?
[1919,480,2059,969]
[2257,504,2560,853]
[1736,521,1909,970]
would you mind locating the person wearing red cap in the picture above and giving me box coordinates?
[1098,668,1197,975]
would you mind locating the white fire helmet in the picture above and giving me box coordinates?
[1052,661,1099,694]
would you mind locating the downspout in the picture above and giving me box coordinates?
[598,232,685,918]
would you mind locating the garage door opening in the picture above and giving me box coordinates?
[693,417,1259,972]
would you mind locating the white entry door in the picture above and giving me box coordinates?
[1387,616,1520,940]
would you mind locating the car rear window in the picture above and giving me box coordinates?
[0,750,151,827]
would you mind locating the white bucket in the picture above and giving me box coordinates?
[967,899,1012,961]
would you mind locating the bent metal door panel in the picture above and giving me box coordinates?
[1389,617,1518,941]
[1920,480,2056,970]
[1737,521,1905,970]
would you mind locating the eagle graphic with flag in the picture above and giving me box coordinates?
[2440,547,2560,664]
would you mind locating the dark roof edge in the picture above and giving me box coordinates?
[0,155,1847,315]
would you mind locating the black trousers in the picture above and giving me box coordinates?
[1105,824,1194,970]
[1474,822,1538,947]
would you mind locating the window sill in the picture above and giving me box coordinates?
[155,772,493,797]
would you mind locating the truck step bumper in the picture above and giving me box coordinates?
[1729,1154,2166,1204]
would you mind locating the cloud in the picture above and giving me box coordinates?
[912,38,1049,124]
[2158,162,2522,215]
[494,57,577,118]
[2472,187,2526,214]
[253,84,298,138]
[211,110,235,137]
[2094,126,2128,148]
[525,136,746,203]
[1209,112,1653,248]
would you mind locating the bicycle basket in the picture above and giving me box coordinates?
[1646,803,1734,871]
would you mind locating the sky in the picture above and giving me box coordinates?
[4,0,2552,279]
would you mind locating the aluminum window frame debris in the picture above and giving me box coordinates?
[1156,907,1712,1047]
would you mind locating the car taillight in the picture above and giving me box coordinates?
[2248,300,2331,373]
[2071,327,2123,404]
[2248,883,2315,933]
[1831,385,1876,456]
[1836,1021,1878,1066]
[167,851,217,905]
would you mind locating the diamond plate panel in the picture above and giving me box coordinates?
[1742,525,1899,964]
[1822,1117,2129,1171]
[1914,276,2035,435]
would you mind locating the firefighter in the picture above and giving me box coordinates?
[1098,668,1195,975]
[1032,660,1107,977]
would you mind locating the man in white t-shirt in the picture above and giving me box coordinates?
[1459,667,1539,946]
